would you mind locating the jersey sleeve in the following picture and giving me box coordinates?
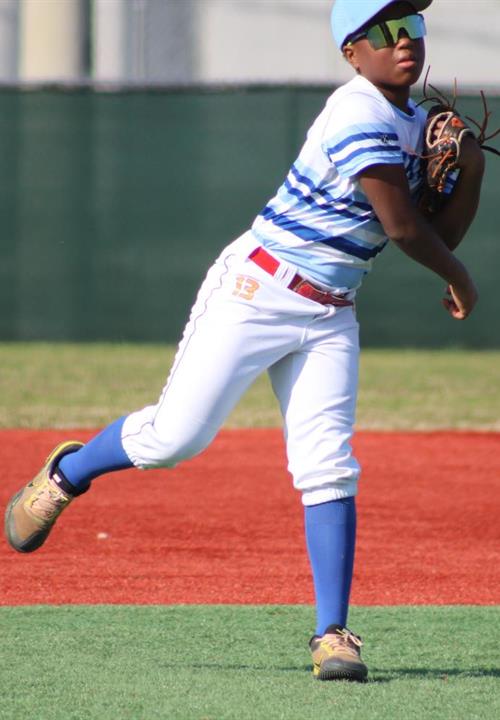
[322,91,403,179]
[443,171,458,195]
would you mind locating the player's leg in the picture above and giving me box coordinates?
[269,308,359,630]
[268,306,366,681]
[4,234,302,552]
[42,242,257,499]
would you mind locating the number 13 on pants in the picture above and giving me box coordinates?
[233,275,260,301]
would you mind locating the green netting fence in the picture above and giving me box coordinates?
[1,86,498,346]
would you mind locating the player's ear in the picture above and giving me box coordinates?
[343,44,360,72]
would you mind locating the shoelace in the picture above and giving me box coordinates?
[29,482,69,521]
[321,629,363,657]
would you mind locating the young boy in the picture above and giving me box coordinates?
[5,0,484,682]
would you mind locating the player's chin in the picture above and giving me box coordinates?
[394,60,424,85]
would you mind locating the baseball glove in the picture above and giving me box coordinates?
[422,105,474,212]
[418,73,500,214]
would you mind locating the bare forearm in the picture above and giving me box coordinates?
[426,162,485,250]
[389,213,469,285]
[359,164,478,319]
[389,215,478,319]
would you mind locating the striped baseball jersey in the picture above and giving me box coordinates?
[251,74,430,292]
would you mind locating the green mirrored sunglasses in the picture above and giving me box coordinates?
[347,13,426,50]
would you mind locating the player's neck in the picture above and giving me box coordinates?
[374,83,412,114]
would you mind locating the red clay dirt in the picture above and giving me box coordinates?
[1,429,499,606]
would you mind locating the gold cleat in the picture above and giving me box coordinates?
[4,441,84,553]
[310,624,368,682]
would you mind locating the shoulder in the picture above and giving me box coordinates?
[321,77,401,153]
[326,76,395,127]
[320,78,404,179]
[318,77,401,154]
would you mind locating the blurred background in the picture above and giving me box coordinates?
[0,0,499,345]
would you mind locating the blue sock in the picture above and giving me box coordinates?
[56,416,133,493]
[304,496,356,636]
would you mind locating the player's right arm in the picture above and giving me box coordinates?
[359,164,478,320]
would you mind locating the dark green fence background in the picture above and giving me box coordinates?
[1,87,498,346]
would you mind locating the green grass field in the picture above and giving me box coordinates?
[1,606,499,720]
[0,343,499,429]
[1,343,499,719]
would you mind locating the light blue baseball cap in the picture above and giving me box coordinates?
[331,0,433,49]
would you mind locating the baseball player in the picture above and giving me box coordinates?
[5,0,486,682]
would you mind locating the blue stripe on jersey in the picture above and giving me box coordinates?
[266,214,325,242]
[275,163,375,219]
[288,163,364,210]
[254,231,367,289]
[402,151,423,190]
[327,131,399,155]
[332,144,401,170]
[325,123,403,178]
[288,160,375,213]
[444,171,458,195]
[288,164,346,207]
[289,163,316,192]
[261,207,385,260]
[262,199,381,244]
[321,235,388,261]
[282,179,364,222]
[324,122,399,150]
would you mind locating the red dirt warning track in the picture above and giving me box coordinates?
[1,429,499,606]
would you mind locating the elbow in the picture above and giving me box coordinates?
[382,211,429,249]
[441,230,463,252]
[377,207,423,247]
[384,222,418,248]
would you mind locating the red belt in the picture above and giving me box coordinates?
[248,246,353,307]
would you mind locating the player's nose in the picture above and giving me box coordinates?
[395,29,411,44]
[394,31,422,55]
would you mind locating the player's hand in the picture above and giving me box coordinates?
[456,135,485,173]
[442,277,478,320]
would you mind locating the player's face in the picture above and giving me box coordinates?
[343,2,426,110]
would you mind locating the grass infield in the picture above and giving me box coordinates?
[0,343,499,429]
[0,605,499,720]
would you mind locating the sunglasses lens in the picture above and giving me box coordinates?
[366,14,426,49]
[365,24,388,50]
[387,14,426,41]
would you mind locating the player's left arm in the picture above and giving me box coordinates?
[422,136,485,251]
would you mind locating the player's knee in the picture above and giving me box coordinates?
[122,410,215,469]
[148,425,213,467]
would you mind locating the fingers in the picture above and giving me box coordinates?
[442,296,467,320]
[442,287,464,319]
[442,283,477,320]
[432,119,445,142]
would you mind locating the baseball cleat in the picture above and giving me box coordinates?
[310,624,368,682]
[4,440,84,553]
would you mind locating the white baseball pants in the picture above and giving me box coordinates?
[121,231,360,506]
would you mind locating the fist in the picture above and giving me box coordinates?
[442,281,478,320]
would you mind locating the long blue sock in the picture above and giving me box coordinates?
[55,416,133,493]
[304,496,356,636]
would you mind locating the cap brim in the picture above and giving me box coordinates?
[333,0,433,49]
